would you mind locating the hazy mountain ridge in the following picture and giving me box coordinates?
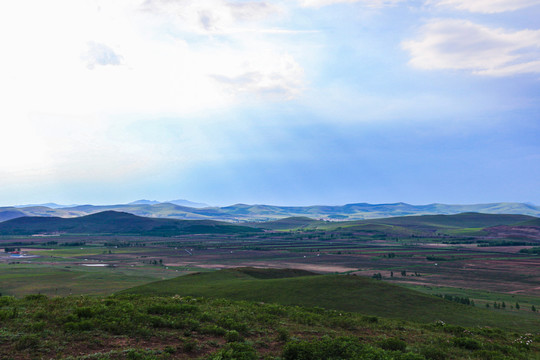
[1,201,539,223]
[0,211,260,236]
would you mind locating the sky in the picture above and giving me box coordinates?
[1,0,539,207]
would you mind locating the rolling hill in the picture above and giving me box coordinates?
[0,211,261,236]
[123,268,540,332]
[2,201,540,222]
[248,212,538,235]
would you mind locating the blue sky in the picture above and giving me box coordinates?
[0,0,539,206]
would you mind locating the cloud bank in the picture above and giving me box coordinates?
[402,19,540,76]
[432,0,540,13]
[298,0,404,7]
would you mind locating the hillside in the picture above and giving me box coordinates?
[248,212,538,236]
[2,201,540,222]
[0,211,261,236]
[123,268,540,332]
[3,290,538,360]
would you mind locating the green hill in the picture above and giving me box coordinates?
[365,212,535,229]
[0,211,261,236]
[122,268,540,332]
[248,216,325,230]
[517,218,540,227]
[247,213,537,235]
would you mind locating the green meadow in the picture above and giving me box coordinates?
[1,268,539,360]
[123,268,540,333]
[0,263,181,297]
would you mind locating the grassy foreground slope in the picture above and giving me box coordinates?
[2,292,539,360]
[122,268,540,332]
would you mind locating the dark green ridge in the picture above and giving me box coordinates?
[0,211,261,236]
[517,217,540,227]
[121,268,540,332]
[247,212,537,231]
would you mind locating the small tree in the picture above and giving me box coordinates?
[516,302,520,310]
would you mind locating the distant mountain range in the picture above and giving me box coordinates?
[1,201,539,223]
[0,211,259,236]
[1,211,537,238]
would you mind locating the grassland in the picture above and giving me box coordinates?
[123,268,540,332]
[0,263,181,297]
[0,212,539,358]
[1,270,539,360]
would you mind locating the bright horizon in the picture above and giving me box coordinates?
[1,0,539,207]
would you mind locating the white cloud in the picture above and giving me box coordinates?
[402,19,540,76]
[141,0,283,34]
[298,0,404,8]
[211,53,304,100]
[431,0,540,13]
[82,41,123,69]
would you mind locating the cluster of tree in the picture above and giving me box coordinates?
[483,301,537,311]
[487,301,507,309]
[519,247,540,254]
[478,241,536,247]
[59,242,86,247]
[398,270,420,277]
[435,294,475,306]
[103,242,146,248]
[141,259,164,266]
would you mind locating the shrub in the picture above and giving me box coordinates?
[452,337,482,350]
[475,350,507,360]
[282,336,378,360]
[363,316,379,323]
[25,320,46,332]
[217,316,248,333]
[442,325,465,335]
[378,337,407,352]
[182,338,198,352]
[208,342,257,360]
[276,328,290,342]
[64,319,94,332]
[225,330,242,342]
[23,294,48,301]
[421,345,448,360]
[201,325,227,336]
[14,334,40,351]
[75,306,95,318]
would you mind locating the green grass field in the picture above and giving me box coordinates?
[2,290,538,359]
[123,268,540,332]
[403,284,540,312]
[0,263,181,296]
[27,246,155,258]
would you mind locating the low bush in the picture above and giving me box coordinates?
[208,342,257,360]
[452,337,482,350]
[378,337,407,352]
[421,345,448,360]
[225,330,241,342]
